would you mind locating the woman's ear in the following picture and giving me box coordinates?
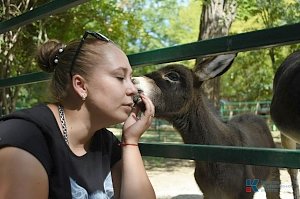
[72,74,88,100]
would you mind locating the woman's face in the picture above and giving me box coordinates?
[85,44,137,126]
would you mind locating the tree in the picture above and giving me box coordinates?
[196,0,237,107]
[0,0,48,115]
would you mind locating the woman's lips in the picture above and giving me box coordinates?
[122,103,134,113]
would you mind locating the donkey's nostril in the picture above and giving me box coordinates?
[133,95,141,104]
[133,94,146,112]
[137,89,143,93]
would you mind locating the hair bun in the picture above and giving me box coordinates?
[37,40,65,73]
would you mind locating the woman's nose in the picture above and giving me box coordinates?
[126,78,138,95]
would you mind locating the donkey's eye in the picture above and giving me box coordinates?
[164,72,180,82]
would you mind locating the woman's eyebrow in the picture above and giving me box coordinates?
[113,67,133,75]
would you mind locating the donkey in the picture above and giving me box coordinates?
[134,54,280,199]
[270,50,300,199]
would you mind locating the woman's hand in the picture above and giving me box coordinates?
[118,94,156,199]
[122,94,155,144]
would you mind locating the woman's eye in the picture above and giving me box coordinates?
[117,77,125,80]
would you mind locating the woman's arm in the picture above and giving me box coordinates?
[115,94,156,199]
[120,145,155,199]
[111,161,122,199]
[0,147,49,199]
[112,145,155,199]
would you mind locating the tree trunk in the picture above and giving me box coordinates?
[196,0,237,108]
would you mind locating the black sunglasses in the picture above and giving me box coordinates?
[69,31,111,78]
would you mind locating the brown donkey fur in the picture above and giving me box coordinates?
[134,54,280,199]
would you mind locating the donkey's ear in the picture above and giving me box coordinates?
[195,54,236,81]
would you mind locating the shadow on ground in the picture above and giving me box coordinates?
[171,194,203,199]
[145,158,195,171]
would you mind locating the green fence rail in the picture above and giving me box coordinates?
[139,143,300,169]
[0,0,88,34]
[1,1,300,168]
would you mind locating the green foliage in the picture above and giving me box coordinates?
[221,0,300,102]
[0,0,51,114]
[221,50,273,101]
[40,0,146,53]
[127,0,200,52]
[131,0,201,75]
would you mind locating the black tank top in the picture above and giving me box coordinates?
[0,104,121,199]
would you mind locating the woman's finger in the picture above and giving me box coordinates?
[140,94,155,119]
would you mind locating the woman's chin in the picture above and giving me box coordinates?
[116,113,131,123]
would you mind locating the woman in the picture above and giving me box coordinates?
[0,31,156,199]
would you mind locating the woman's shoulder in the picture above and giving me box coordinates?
[1,104,60,138]
[0,104,53,126]
[0,104,54,175]
[1,103,55,124]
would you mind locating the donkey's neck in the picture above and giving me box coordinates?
[169,93,231,145]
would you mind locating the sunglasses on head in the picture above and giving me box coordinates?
[69,31,111,78]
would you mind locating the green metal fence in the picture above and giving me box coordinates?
[220,100,276,130]
[1,0,300,168]
[220,100,271,118]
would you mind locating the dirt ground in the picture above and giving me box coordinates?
[146,159,297,199]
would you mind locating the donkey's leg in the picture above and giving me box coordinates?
[265,167,281,199]
[281,133,300,199]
